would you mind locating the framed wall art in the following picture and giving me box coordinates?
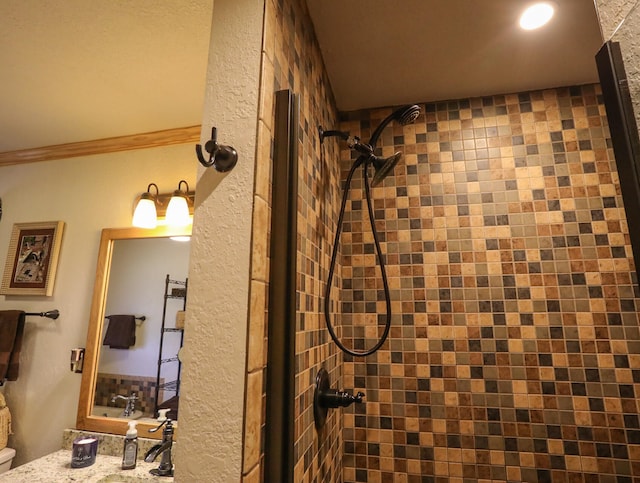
[1,221,65,296]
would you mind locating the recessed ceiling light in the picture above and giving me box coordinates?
[519,2,555,30]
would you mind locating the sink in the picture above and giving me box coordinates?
[92,405,143,420]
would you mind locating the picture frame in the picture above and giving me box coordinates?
[1,221,65,296]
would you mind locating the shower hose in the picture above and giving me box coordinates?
[324,153,392,357]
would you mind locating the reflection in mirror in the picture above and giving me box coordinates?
[95,237,189,420]
[77,225,191,439]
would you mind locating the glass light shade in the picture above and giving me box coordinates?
[132,197,158,229]
[519,3,554,30]
[166,195,191,227]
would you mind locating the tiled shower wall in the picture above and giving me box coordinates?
[94,373,157,416]
[242,0,343,481]
[339,85,640,482]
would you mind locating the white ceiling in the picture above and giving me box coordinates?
[0,0,214,153]
[0,1,604,154]
[306,0,604,111]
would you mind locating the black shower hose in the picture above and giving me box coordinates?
[324,154,392,357]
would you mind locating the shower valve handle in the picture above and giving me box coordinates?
[314,369,365,429]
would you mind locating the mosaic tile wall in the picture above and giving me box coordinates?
[337,84,640,482]
[94,373,157,416]
[241,0,343,481]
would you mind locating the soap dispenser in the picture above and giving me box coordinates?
[122,420,138,469]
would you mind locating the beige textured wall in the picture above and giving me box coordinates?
[595,0,640,133]
[0,145,194,465]
[174,0,264,481]
[594,0,638,38]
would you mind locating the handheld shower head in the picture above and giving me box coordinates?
[368,104,421,147]
[396,104,421,126]
[364,104,421,185]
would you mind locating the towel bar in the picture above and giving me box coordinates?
[105,315,146,321]
[25,310,59,320]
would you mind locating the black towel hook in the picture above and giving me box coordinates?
[195,127,238,173]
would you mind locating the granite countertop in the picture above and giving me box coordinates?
[0,449,173,482]
[0,429,173,482]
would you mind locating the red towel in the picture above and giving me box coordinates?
[0,310,26,382]
[103,315,136,349]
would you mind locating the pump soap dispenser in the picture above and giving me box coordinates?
[122,420,138,469]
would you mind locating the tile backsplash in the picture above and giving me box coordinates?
[94,373,158,417]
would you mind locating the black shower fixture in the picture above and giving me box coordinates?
[370,150,403,187]
[369,104,421,147]
[318,126,349,143]
[320,104,422,357]
[313,368,364,429]
[196,126,238,172]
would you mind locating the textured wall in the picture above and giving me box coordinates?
[338,85,640,482]
[0,144,194,466]
[595,1,640,135]
[594,0,638,39]
[174,0,263,481]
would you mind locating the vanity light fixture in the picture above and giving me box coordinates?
[519,2,555,30]
[132,180,195,229]
[132,183,160,229]
[166,180,192,227]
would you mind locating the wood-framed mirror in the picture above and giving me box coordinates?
[76,225,191,439]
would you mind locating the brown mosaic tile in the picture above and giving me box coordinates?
[336,84,640,482]
[244,3,640,482]
[94,373,157,416]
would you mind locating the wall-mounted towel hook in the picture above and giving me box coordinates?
[195,127,238,173]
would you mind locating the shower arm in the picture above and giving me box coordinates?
[318,126,375,157]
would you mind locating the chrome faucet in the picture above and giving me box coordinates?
[144,416,174,477]
[110,392,138,417]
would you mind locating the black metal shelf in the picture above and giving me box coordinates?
[154,274,187,418]
[159,380,179,391]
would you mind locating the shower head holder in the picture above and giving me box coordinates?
[348,137,374,156]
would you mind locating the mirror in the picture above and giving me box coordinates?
[77,225,191,439]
